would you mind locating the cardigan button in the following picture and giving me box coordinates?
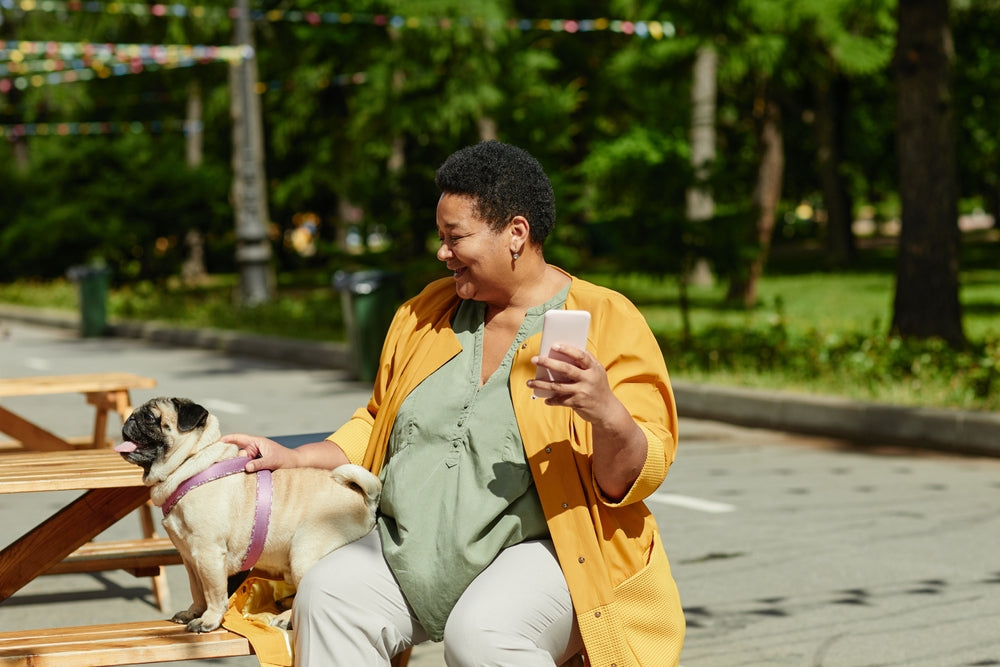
[594,611,601,618]
[578,557,585,564]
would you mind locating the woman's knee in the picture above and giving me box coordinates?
[293,532,382,622]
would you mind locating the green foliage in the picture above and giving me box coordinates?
[106,276,346,342]
[659,325,1000,410]
[954,2,1000,217]
[0,135,233,281]
[1,0,997,353]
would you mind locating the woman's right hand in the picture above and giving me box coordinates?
[221,433,295,473]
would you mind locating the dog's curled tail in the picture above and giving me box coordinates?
[331,463,382,517]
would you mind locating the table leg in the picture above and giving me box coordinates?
[0,486,150,603]
[0,404,71,451]
[85,390,125,448]
[85,390,172,612]
[138,501,172,612]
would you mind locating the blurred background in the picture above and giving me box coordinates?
[1,0,998,409]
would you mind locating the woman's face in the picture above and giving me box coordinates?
[436,193,512,303]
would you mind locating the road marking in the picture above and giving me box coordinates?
[202,398,248,415]
[648,493,736,513]
[25,357,51,370]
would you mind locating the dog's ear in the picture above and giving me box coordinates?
[173,398,209,433]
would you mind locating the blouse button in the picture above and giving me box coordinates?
[561,502,568,509]
[545,446,552,454]
[521,343,528,349]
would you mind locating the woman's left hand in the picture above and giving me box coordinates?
[528,343,616,424]
[529,343,648,500]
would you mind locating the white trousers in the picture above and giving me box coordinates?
[292,530,582,666]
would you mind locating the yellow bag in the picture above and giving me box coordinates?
[222,576,296,667]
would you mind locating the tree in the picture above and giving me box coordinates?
[891,0,964,346]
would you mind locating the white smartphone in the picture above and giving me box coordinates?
[533,309,591,398]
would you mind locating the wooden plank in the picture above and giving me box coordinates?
[0,485,150,602]
[45,537,182,576]
[0,450,144,493]
[0,373,157,398]
[0,621,253,666]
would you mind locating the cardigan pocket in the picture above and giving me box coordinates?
[612,530,685,666]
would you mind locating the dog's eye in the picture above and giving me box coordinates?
[144,413,159,425]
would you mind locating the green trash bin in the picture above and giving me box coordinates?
[67,264,111,337]
[333,270,402,383]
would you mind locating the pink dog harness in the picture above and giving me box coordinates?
[161,458,272,571]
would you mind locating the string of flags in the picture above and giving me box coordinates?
[0,3,676,131]
[0,118,194,138]
[0,0,676,39]
[0,40,247,91]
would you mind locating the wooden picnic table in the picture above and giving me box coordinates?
[0,449,155,603]
[0,374,170,613]
[0,372,157,451]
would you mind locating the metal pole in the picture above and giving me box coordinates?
[232,0,273,305]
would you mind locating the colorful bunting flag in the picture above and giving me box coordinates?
[0,0,676,39]
[0,118,191,137]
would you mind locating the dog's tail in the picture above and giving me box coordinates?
[331,463,382,517]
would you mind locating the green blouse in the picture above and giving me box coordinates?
[376,286,569,641]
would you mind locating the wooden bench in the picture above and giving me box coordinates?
[0,620,413,666]
[0,621,253,666]
[45,537,183,577]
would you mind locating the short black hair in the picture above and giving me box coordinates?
[435,140,556,245]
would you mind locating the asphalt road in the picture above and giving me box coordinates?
[0,319,997,666]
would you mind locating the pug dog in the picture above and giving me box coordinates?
[115,396,381,633]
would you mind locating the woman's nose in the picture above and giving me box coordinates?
[436,243,451,261]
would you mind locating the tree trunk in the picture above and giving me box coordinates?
[815,73,855,268]
[727,97,784,308]
[230,0,274,305]
[185,79,203,168]
[685,45,718,299]
[686,45,717,225]
[891,0,964,346]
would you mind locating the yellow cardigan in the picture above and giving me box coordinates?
[329,271,685,667]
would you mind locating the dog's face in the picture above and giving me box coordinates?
[119,397,211,477]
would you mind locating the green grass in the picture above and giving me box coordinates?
[2,244,999,412]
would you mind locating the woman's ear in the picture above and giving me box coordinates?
[509,215,530,255]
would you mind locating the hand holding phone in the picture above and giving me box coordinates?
[532,309,591,399]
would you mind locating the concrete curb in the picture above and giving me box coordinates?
[672,381,1000,458]
[2,303,997,458]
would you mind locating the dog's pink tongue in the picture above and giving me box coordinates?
[114,441,138,453]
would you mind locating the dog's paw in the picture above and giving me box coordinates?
[270,610,293,630]
[185,615,223,633]
[170,610,199,625]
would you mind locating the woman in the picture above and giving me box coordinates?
[224,140,685,666]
